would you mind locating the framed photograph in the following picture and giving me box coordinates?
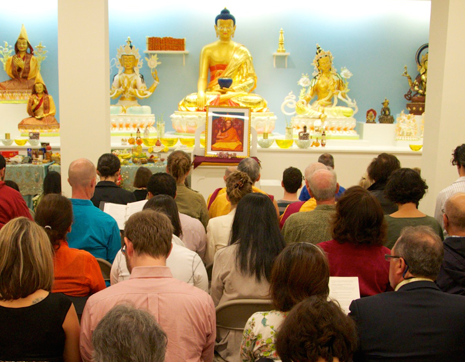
[205,106,251,158]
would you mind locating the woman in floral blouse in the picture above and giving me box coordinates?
[240,243,330,361]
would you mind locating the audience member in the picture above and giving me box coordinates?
[279,162,326,228]
[211,193,286,361]
[166,150,209,228]
[283,168,338,244]
[277,296,357,362]
[384,168,443,249]
[32,170,61,211]
[205,171,253,265]
[0,217,80,362]
[35,194,106,297]
[0,154,32,228]
[92,304,167,362]
[358,171,373,189]
[319,186,392,297]
[147,172,207,259]
[436,193,465,294]
[277,166,302,215]
[366,153,401,214]
[350,226,465,361]
[299,153,346,201]
[67,158,121,264]
[435,144,465,230]
[208,158,279,218]
[207,165,237,209]
[111,195,208,292]
[132,166,152,201]
[91,153,136,207]
[4,179,19,191]
[241,243,330,361]
[80,210,215,361]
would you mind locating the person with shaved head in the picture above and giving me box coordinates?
[67,158,120,264]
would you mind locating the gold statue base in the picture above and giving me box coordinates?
[406,102,425,116]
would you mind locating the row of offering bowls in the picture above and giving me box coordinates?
[1,139,41,147]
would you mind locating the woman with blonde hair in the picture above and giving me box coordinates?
[0,217,80,361]
[167,150,209,227]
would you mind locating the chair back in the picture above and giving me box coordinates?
[96,258,112,282]
[216,299,273,331]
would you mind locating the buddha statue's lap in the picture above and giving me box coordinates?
[179,92,267,112]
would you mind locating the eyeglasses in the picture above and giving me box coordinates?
[385,254,410,278]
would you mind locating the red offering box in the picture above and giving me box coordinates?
[1,151,19,158]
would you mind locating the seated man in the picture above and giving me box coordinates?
[80,210,215,362]
[282,168,338,244]
[350,226,465,361]
[277,166,302,216]
[66,158,120,264]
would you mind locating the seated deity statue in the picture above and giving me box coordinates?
[178,8,268,112]
[0,24,38,99]
[211,117,242,151]
[110,38,159,114]
[19,73,59,131]
[403,46,427,103]
[295,44,356,119]
[378,98,394,124]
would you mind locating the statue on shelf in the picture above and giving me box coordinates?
[366,109,377,124]
[178,8,268,112]
[0,25,39,101]
[18,73,59,132]
[110,37,160,114]
[402,44,428,115]
[378,98,394,124]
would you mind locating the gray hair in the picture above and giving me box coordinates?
[308,169,337,201]
[92,304,167,362]
[238,158,260,183]
[304,162,327,183]
[444,193,465,230]
[393,226,444,280]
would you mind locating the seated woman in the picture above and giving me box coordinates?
[276,296,357,362]
[0,217,80,361]
[33,170,62,211]
[35,194,106,297]
[91,153,136,208]
[319,186,392,297]
[206,170,252,265]
[167,150,209,228]
[384,168,443,249]
[241,243,330,361]
[133,167,152,201]
[211,193,286,361]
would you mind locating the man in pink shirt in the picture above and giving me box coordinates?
[80,210,216,362]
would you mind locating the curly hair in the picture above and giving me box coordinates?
[225,171,253,206]
[332,186,386,246]
[367,153,400,183]
[167,150,192,182]
[385,168,428,206]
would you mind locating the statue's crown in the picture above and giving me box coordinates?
[312,44,334,75]
[116,37,140,60]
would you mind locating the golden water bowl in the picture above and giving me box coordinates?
[275,139,294,149]
[160,137,179,148]
[142,138,157,147]
[14,139,28,146]
[409,144,423,152]
[179,138,195,148]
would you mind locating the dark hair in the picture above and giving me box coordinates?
[394,226,444,280]
[147,173,177,198]
[318,153,335,169]
[97,153,120,177]
[35,194,73,249]
[367,153,400,183]
[230,193,285,282]
[332,186,386,246]
[452,144,465,168]
[225,171,252,206]
[215,8,236,25]
[143,195,182,238]
[133,167,152,189]
[276,296,358,362]
[385,168,428,206]
[271,243,329,312]
[167,151,191,182]
[0,155,5,170]
[4,180,19,192]
[282,167,303,194]
[43,171,62,195]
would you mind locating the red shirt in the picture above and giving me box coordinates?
[0,181,33,228]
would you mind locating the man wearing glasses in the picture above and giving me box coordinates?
[349,225,465,361]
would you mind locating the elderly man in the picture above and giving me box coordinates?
[80,210,216,362]
[282,168,338,244]
[67,158,120,264]
[436,193,465,294]
[0,154,32,228]
[93,304,167,362]
[349,226,465,361]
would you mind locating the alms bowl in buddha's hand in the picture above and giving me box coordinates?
[218,78,233,89]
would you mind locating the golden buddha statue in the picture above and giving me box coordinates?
[0,24,38,100]
[178,8,268,112]
[19,73,59,132]
[402,44,428,115]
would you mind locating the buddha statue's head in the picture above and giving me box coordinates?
[313,44,334,75]
[215,8,236,40]
[120,54,138,70]
[116,37,140,73]
[32,73,48,95]
[15,24,33,54]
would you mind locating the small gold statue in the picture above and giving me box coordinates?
[277,28,285,53]
[366,109,377,124]
[402,44,428,115]
[378,98,394,124]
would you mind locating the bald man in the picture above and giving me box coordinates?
[67,158,121,264]
[436,193,465,295]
